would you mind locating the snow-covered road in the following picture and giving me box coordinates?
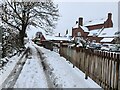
[1,42,102,89]
[34,43,101,88]
[14,44,49,88]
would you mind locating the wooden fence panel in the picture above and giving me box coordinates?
[59,44,120,90]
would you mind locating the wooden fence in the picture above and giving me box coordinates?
[59,44,120,90]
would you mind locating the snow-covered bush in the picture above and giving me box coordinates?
[2,27,21,58]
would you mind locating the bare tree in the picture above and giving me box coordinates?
[0,0,59,47]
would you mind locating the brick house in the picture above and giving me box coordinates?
[72,13,114,43]
[72,17,89,39]
[85,13,113,30]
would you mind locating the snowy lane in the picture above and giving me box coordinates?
[1,41,102,89]
[34,43,102,88]
[14,44,49,88]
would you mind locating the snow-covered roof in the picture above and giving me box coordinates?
[98,27,118,37]
[80,26,89,32]
[100,38,114,42]
[63,30,72,37]
[44,35,70,41]
[84,18,106,26]
[68,29,72,36]
[64,33,70,38]
[27,25,71,41]
[88,29,101,36]
[114,31,120,37]
[73,23,78,28]
[71,37,75,41]
[73,23,89,32]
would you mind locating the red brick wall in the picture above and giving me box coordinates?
[72,28,89,38]
[104,13,113,28]
[86,24,104,30]
[104,19,113,28]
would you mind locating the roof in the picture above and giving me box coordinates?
[98,27,118,37]
[66,29,72,36]
[80,26,89,32]
[100,38,114,42]
[44,35,70,41]
[84,18,106,26]
[64,33,71,38]
[73,23,89,32]
[88,29,101,36]
[114,31,120,37]
[73,23,78,29]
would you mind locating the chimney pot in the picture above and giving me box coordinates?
[58,33,60,37]
[78,17,83,26]
[108,13,112,19]
[76,21,78,24]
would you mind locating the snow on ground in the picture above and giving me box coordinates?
[14,44,48,88]
[1,41,102,88]
[0,54,23,89]
[34,43,102,88]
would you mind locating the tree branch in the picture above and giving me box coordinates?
[1,17,21,31]
[6,0,22,21]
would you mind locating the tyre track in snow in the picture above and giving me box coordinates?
[35,46,63,89]
[13,44,54,88]
[1,48,30,88]
[2,44,56,89]
[34,45,55,89]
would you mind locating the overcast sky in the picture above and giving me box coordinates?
[26,0,119,38]
[53,1,119,35]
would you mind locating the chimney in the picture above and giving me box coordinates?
[76,21,78,24]
[78,17,83,26]
[66,29,68,35]
[104,13,113,28]
[108,13,112,20]
[58,33,60,37]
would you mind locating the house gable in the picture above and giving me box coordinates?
[72,27,89,38]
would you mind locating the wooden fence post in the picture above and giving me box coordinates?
[115,54,120,90]
[85,49,89,79]
[59,42,63,56]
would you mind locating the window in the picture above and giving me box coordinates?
[77,32,81,36]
